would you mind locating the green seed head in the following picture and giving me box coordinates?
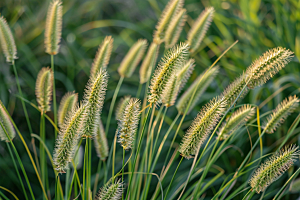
[264,95,299,134]
[249,145,300,193]
[94,119,109,160]
[91,36,114,77]
[45,0,63,55]
[115,96,131,121]
[95,179,123,200]
[58,92,78,128]
[36,67,53,113]
[0,16,17,62]
[0,100,16,142]
[118,39,148,78]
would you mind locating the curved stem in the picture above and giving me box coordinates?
[122,149,125,200]
[51,55,58,139]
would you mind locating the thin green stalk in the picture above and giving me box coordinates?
[93,160,102,199]
[105,76,124,135]
[64,169,70,200]
[0,190,10,200]
[12,61,32,134]
[122,149,125,200]
[164,156,183,200]
[51,55,58,139]
[103,161,107,184]
[125,106,152,200]
[0,122,35,200]
[82,139,88,200]
[6,143,28,200]
[112,134,117,182]
[242,189,255,200]
[136,83,143,98]
[88,138,92,200]
[40,113,46,200]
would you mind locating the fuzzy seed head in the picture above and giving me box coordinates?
[53,103,87,172]
[176,59,195,91]
[165,9,187,49]
[94,119,109,160]
[179,97,227,158]
[264,95,299,134]
[187,7,214,53]
[139,42,160,84]
[36,67,53,113]
[118,39,148,78]
[115,96,131,121]
[217,105,255,140]
[82,69,108,138]
[95,179,123,200]
[148,42,189,104]
[249,145,300,193]
[0,101,16,142]
[58,92,78,128]
[246,47,294,88]
[45,0,63,55]
[91,36,113,77]
[0,17,17,62]
[154,0,184,44]
[117,98,141,150]
[176,65,219,114]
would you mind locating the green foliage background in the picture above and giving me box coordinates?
[0,0,300,199]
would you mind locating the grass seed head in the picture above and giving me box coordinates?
[217,104,255,140]
[249,145,300,193]
[118,39,147,78]
[117,98,141,150]
[45,0,63,55]
[58,92,78,127]
[95,179,123,200]
[154,0,184,44]
[176,65,219,114]
[91,36,113,77]
[139,42,160,84]
[0,101,16,142]
[0,16,17,63]
[179,97,227,158]
[187,7,214,53]
[36,67,53,113]
[264,95,299,134]
[246,47,294,88]
[148,42,189,104]
[94,119,109,160]
[115,96,131,121]
[165,8,187,49]
[82,69,108,138]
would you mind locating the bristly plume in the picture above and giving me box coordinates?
[117,98,141,150]
[118,39,148,78]
[217,104,255,140]
[94,119,109,160]
[187,7,214,53]
[139,42,160,84]
[246,47,294,89]
[95,179,123,200]
[263,95,299,134]
[161,59,195,107]
[165,9,187,49]
[0,16,17,63]
[115,96,131,121]
[179,97,227,159]
[148,42,189,104]
[82,69,108,138]
[53,103,86,172]
[0,100,16,142]
[176,65,219,114]
[58,92,78,127]
[249,145,300,193]
[90,36,114,77]
[45,0,63,55]
[36,67,53,113]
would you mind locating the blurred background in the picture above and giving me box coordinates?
[0,0,300,199]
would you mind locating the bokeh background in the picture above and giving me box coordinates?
[1,0,300,199]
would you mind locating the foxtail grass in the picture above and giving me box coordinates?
[0,16,17,62]
[58,92,78,127]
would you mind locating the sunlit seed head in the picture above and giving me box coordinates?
[118,39,148,78]
[94,119,109,160]
[95,179,123,200]
[187,7,214,53]
[58,92,78,127]
[249,145,300,193]
[264,95,299,134]
[139,42,160,84]
[0,100,16,142]
[0,16,17,62]
[45,0,63,55]
[115,96,131,121]
[90,36,113,77]
[176,58,195,90]
[36,67,53,113]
